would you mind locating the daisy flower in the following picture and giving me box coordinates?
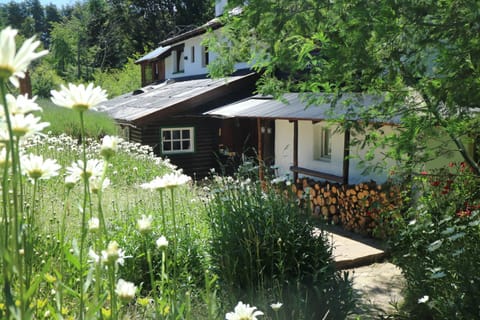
[156,236,168,249]
[2,94,42,116]
[225,301,264,320]
[50,83,108,112]
[21,153,61,181]
[0,26,48,87]
[100,135,120,159]
[137,215,153,234]
[66,159,104,182]
[115,279,136,302]
[10,113,49,137]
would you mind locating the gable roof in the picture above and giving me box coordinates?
[100,72,257,126]
[204,93,400,124]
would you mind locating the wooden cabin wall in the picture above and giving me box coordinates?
[139,117,221,178]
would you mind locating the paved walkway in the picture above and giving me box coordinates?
[317,226,405,317]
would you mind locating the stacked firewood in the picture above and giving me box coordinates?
[291,178,401,236]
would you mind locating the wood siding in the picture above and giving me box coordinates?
[138,117,221,178]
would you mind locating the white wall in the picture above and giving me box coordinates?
[164,32,249,79]
[274,120,397,184]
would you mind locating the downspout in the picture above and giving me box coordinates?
[257,118,264,180]
[342,127,351,185]
[293,120,299,182]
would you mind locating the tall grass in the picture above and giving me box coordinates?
[205,173,355,319]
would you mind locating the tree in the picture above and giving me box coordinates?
[211,0,480,176]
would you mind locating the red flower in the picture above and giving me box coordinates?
[421,171,428,175]
[430,180,441,187]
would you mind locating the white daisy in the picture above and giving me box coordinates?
[21,153,61,181]
[10,113,49,137]
[115,279,136,302]
[156,236,168,249]
[225,301,264,320]
[100,135,120,159]
[0,27,48,87]
[2,94,42,116]
[137,215,153,234]
[66,159,104,182]
[50,83,108,112]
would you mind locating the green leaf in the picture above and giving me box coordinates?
[427,239,443,252]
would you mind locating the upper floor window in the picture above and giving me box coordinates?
[313,126,332,161]
[161,127,194,154]
[201,46,209,67]
[173,46,185,73]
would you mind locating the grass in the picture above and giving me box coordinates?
[37,97,119,138]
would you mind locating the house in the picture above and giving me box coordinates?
[102,0,468,183]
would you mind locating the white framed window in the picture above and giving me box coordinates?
[314,126,332,160]
[161,127,194,154]
[201,46,209,67]
[191,46,195,63]
[173,46,185,73]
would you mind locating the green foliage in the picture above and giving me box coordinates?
[37,98,118,138]
[205,174,355,319]
[389,163,480,319]
[93,57,141,97]
[214,0,480,176]
[31,61,63,97]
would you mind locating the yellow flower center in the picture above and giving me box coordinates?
[72,103,90,112]
[0,66,14,81]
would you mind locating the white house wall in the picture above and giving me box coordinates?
[164,31,249,80]
[274,120,396,184]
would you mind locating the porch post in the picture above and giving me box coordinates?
[342,127,351,185]
[257,118,264,180]
[293,120,298,182]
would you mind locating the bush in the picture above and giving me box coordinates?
[205,174,355,319]
[390,162,480,319]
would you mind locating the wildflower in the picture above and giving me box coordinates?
[102,241,127,266]
[66,159,104,181]
[88,217,100,231]
[0,26,48,87]
[156,236,168,249]
[140,176,167,190]
[88,248,101,264]
[50,83,108,112]
[65,174,79,189]
[89,177,110,194]
[115,279,136,302]
[137,215,153,234]
[225,301,264,320]
[141,172,191,190]
[270,302,283,311]
[21,154,61,181]
[2,94,42,115]
[418,295,429,304]
[100,135,119,159]
[9,113,49,137]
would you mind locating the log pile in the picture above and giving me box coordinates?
[291,178,401,236]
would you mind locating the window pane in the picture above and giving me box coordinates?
[182,129,190,139]
[182,141,190,150]
[173,141,181,150]
[163,142,171,151]
[173,130,180,139]
[163,130,171,140]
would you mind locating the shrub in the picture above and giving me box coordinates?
[390,162,480,319]
[205,174,355,319]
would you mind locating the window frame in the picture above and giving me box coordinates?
[160,126,195,155]
[173,46,185,73]
[313,125,332,161]
[201,46,209,67]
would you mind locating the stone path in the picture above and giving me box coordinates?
[319,227,405,318]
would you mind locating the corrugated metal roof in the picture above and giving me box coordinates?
[99,74,255,124]
[204,93,400,124]
[135,46,172,64]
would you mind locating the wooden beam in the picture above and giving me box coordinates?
[289,166,344,183]
[343,127,351,185]
[257,118,264,180]
[293,120,299,182]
